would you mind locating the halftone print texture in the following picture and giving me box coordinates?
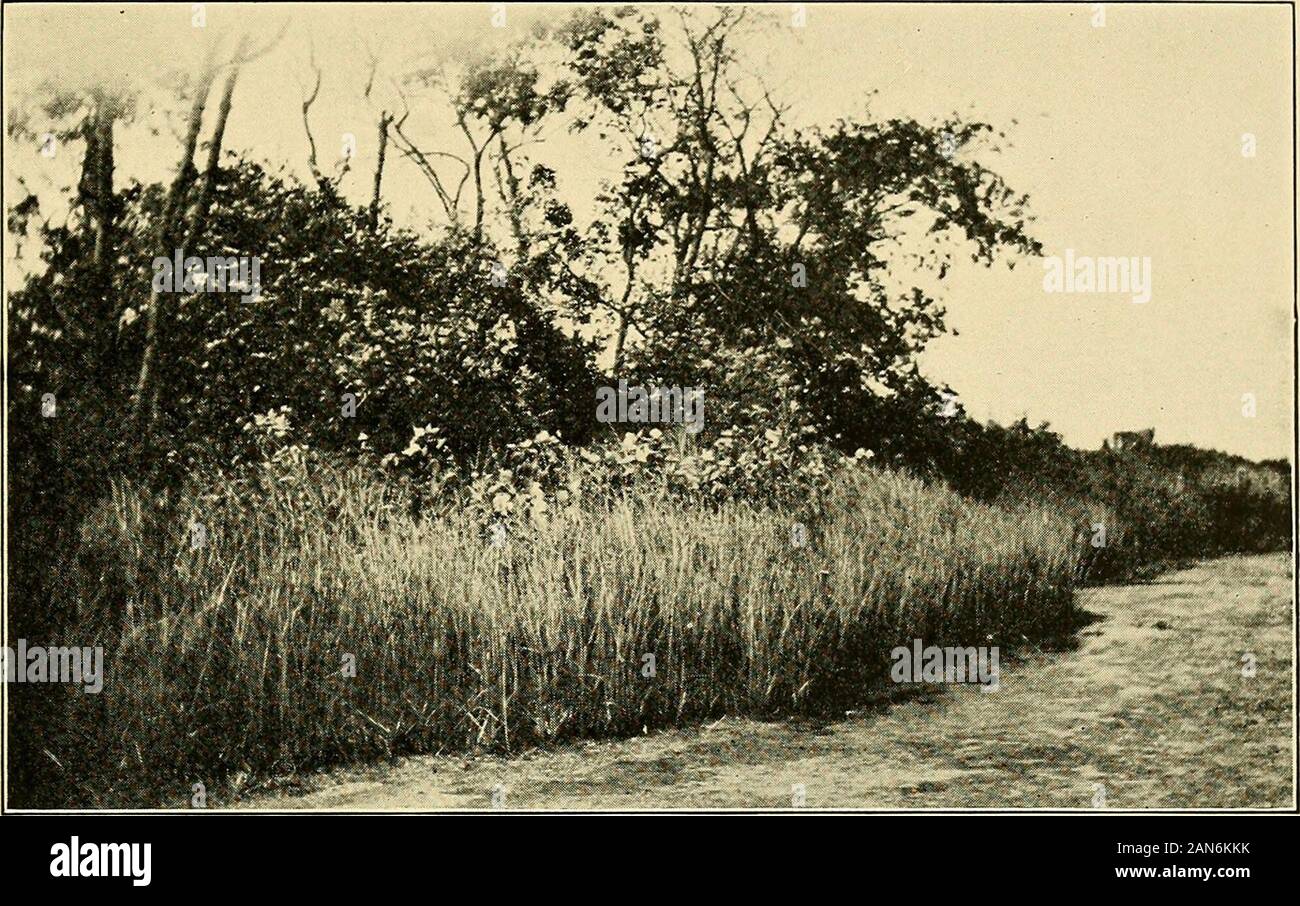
[2,2,1293,811]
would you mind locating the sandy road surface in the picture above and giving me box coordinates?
[241,553,1294,810]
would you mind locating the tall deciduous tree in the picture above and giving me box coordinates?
[553,7,1039,455]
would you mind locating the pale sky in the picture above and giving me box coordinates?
[4,2,1294,460]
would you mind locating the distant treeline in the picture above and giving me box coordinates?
[913,417,1292,583]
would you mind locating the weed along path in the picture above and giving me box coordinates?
[241,554,1293,810]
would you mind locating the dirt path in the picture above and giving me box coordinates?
[241,554,1294,810]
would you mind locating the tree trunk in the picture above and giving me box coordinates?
[131,62,220,429]
[78,105,117,331]
[368,113,392,232]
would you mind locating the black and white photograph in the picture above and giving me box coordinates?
[1,0,1295,854]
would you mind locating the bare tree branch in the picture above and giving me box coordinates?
[300,48,325,184]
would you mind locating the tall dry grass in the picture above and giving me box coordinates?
[46,457,1079,805]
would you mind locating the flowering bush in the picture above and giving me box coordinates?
[444,424,878,539]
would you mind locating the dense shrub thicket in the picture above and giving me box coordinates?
[924,418,1292,581]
